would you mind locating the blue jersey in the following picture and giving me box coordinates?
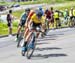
[39,9,44,16]
[38,7,44,15]
[21,12,27,21]
[20,12,28,26]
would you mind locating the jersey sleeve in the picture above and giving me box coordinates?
[27,10,34,20]
[30,14,36,21]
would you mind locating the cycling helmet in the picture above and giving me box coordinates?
[25,8,30,12]
[51,7,53,10]
[39,7,42,10]
[9,10,12,13]
[36,10,42,18]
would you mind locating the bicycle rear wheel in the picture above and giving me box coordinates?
[17,32,23,47]
[26,33,35,59]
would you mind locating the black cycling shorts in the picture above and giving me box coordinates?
[7,20,12,27]
[19,20,26,27]
[70,16,75,20]
[55,18,59,21]
[31,22,41,30]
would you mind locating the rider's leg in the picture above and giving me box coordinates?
[58,18,61,28]
[22,30,32,47]
[70,16,73,27]
[9,25,12,35]
[17,20,23,38]
[48,21,50,29]
[23,31,32,48]
[41,24,46,36]
[68,17,71,27]
[36,32,40,38]
[25,31,32,42]
[45,20,47,30]
[17,26,21,38]
[55,18,58,29]
[24,28,29,38]
[52,19,54,28]
[46,20,48,29]
[56,18,59,29]
[8,23,12,35]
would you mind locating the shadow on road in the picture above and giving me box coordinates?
[37,38,56,42]
[36,42,49,45]
[46,33,64,37]
[37,33,64,42]
[32,53,67,58]
[35,47,62,51]
[31,47,67,60]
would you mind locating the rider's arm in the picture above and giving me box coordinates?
[28,20,32,30]
[24,17,29,27]
[25,11,34,27]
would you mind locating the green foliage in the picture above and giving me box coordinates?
[19,1,44,5]
[54,5,75,11]
[13,10,24,19]
[0,22,17,35]
[0,23,7,28]
[13,21,18,27]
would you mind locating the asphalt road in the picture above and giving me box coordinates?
[0,28,75,63]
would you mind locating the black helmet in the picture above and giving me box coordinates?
[39,7,42,10]
[25,8,30,12]
[36,10,42,17]
[51,7,53,10]
[9,10,12,13]
[45,9,49,12]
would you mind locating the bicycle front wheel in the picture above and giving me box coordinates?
[26,33,36,59]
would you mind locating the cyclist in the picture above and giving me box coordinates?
[45,9,51,29]
[45,7,54,30]
[50,7,54,28]
[54,10,60,28]
[16,8,30,41]
[24,9,35,39]
[69,7,75,27]
[22,10,45,52]
[38,7,44,16]
[63,9,69,25]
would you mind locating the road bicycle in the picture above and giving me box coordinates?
[21,27,42,59]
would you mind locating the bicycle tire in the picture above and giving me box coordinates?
[26,33,35,59]
[17,32,23,47]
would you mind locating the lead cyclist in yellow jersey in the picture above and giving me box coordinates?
[27,10,45,40]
